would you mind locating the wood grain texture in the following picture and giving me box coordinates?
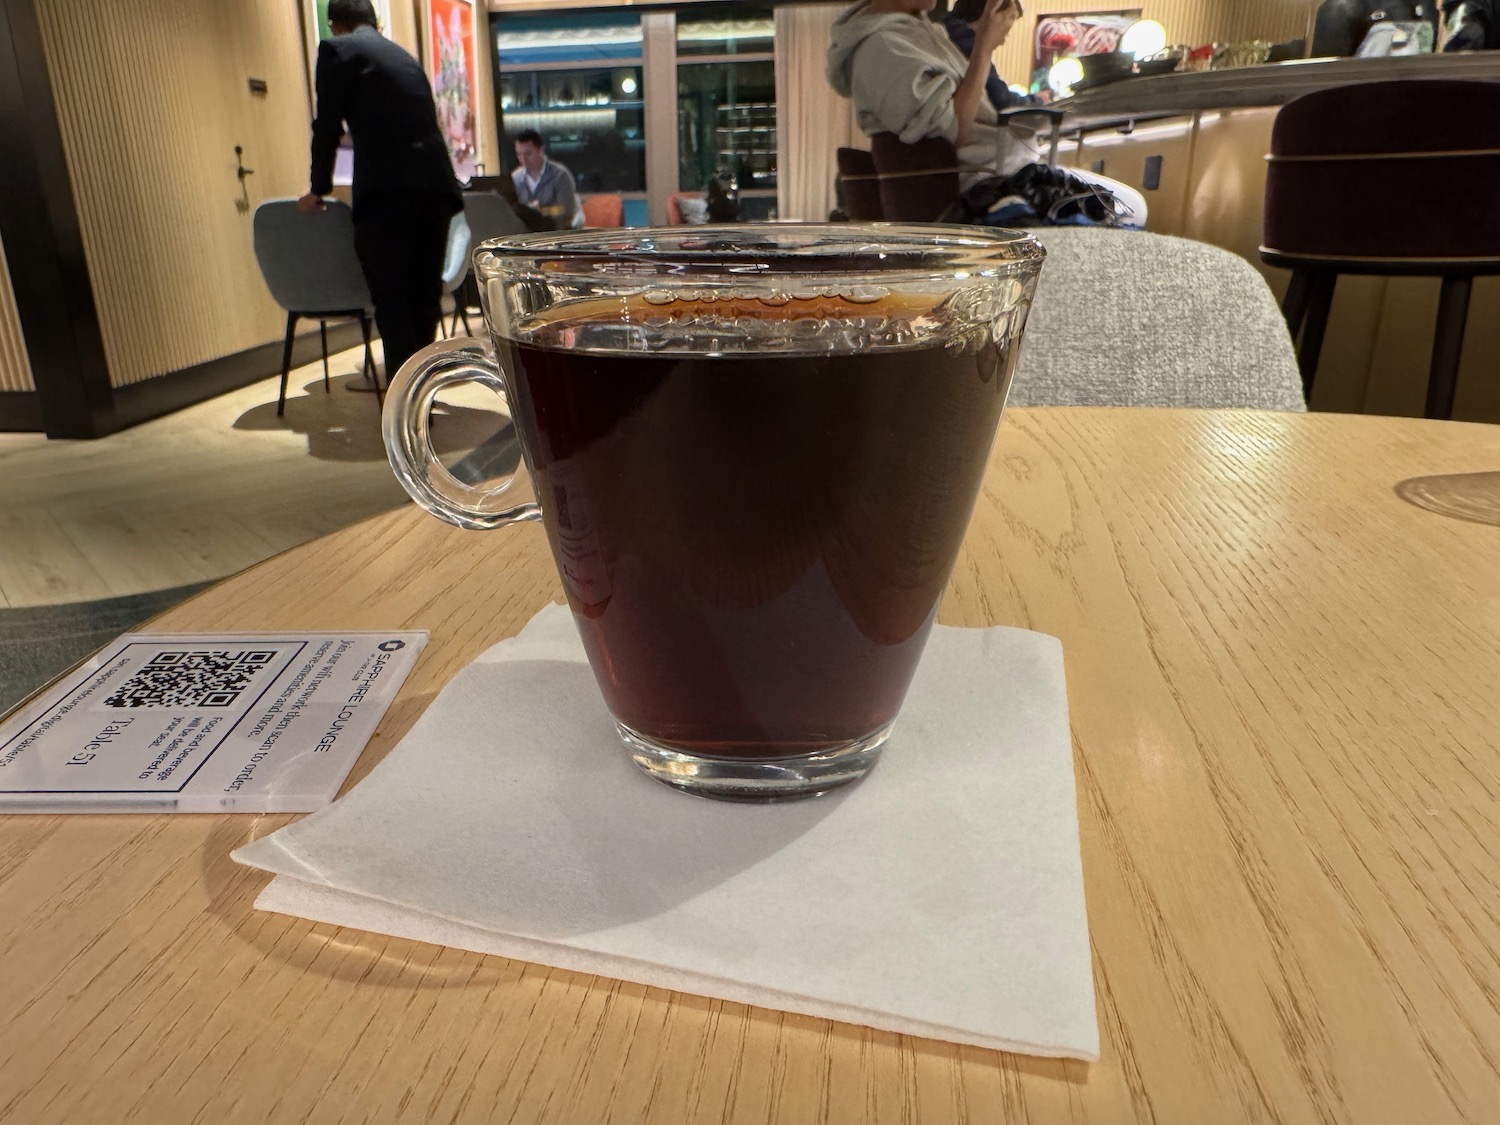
[1,408,1497,1123]
[31,0,312,387]
[0,233,35,393]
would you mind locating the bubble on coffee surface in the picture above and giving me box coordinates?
[513,285,1000,356]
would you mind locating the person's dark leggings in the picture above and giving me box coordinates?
[354,194,455,380]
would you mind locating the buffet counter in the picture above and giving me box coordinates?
[1057,52,1500,132]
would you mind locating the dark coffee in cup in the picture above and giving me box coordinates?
[499,295,1014,760]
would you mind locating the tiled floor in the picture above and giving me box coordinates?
[0,342,510,608]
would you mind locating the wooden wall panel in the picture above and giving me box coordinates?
[388,0,422,58]
[1070,115,1197,236]
[0,233,36,393]
[1224,0,1318,46]
[469,4,502,176]
[1178,106,1279,265]
[995,0,1317,90]
[32,0,312,388]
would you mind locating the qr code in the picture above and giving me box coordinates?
[103,650,278,709]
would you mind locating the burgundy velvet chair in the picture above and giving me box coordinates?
[835,147,883,220]
[869,133,962,223]
[1261,79,1500,418]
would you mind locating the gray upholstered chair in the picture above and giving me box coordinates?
[461,191,529,244]
[455,193,528,332]
[1010,227,1305,412]
[440,210,474,338]
[252,199,376,417]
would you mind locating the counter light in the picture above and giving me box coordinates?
[1047,56,1084,98]
[1120,19,1168,60]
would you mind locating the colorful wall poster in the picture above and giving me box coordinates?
[1031,9,1143,74]
[430,0,479,181]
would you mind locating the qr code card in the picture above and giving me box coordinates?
[102,648,284,710]
[0,631,427,813]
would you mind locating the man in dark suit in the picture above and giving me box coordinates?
[298,0,462,382]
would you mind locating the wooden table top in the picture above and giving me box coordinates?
[3,408,1497,1124]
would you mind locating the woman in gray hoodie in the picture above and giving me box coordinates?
[826,0,1145,224]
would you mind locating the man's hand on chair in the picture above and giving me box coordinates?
[297,193,326,215]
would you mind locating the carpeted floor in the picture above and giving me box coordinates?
[0,582,213,715]
[0,427,522,718]
[0,399,522,723]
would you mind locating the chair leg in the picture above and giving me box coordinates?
[357,312,373,383]
[319,320,331,394]
[459,304,472,336]
[1425,275,1472,421]
[359,311,381,406]
[1297,271,1336,402]
[277,312,297,417]
[1281,269,1312,341]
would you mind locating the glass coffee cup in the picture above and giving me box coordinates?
[384,224,1043,800]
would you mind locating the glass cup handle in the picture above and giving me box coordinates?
[382,339,542,531]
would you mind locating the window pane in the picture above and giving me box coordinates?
[495,12,642,66]
[501,68,646,193]
[494,13,645,194]
[737,193,776,222]
[676,10,774,57]
[677,60,776,192]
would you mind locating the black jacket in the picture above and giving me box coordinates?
[309,26,462,214]
[1311,0,1439,56]
[1443,0,1499,48]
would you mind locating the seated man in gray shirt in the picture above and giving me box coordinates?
[511,129,584,229]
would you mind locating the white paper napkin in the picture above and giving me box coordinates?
[234,604,1098,1060]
